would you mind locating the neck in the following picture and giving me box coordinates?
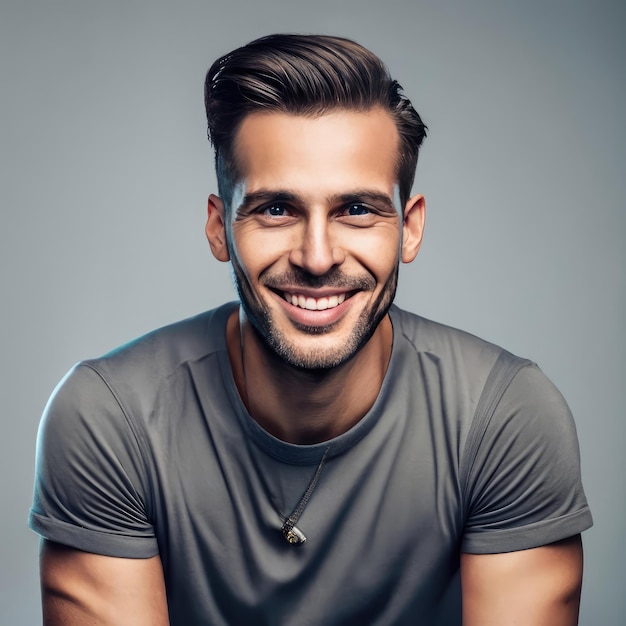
[226,307,393,445]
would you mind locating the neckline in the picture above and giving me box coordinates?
[216,302,401,466]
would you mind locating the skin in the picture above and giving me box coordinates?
[40,108,584,624]
[40,541,168,625]
[461,535,584,625]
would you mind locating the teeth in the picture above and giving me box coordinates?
[285,292,347,310]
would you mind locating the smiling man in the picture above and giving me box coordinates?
[30,35,592,625]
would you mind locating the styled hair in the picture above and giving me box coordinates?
[204,34,427,209]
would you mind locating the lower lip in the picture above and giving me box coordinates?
[273,292,354,327]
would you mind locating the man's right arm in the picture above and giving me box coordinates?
[32,364,167,623]
[41,540,169,626]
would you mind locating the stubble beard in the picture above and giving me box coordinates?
[230,259,399,371]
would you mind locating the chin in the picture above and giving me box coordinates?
[254,299,391,371]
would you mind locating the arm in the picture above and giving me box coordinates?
[31,365,168,623]
[461,534,583,625]
[41,540,169,626]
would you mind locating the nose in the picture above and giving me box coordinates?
[289,215,345,275]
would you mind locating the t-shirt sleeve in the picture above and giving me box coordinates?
[29,363,159,558]
[461,363,592,554]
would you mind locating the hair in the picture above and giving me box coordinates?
[204,34,427,210]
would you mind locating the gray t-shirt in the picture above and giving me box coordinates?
[29,303,592,625]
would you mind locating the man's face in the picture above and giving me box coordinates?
[208,108,424,370]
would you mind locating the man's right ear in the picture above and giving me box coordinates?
[206,194,230,262]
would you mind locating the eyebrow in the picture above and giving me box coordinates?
[236,188,397,214]
[334,191,396,212]
[237,190,297,214]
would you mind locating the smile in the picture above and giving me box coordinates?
[283,292,347,311]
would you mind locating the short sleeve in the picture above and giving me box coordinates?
[29,363,159,558]
[461,363,592,553]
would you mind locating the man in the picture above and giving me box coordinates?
[30,34,592,625]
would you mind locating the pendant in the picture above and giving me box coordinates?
[282,524,307,545]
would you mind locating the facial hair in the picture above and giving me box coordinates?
[229,258,399,370]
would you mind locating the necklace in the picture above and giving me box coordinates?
[238,314,331,545]
[281,445,331,545]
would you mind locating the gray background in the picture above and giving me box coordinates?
[1,0,623,623]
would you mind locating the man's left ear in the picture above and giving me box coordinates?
[401,194,426,263]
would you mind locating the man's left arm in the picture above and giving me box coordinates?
[461,534,583,625]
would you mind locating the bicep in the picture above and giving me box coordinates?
[461,535,583,626]
[41,540,169,626]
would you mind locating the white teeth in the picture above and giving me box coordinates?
[284,292,347,310]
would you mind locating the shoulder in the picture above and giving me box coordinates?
[391,307,580,446]
[66,302,236,414]
[41,302,236,442]
[390,305,524,403]
[389,306,582,455]
[88,302,235,382]
[390,305,510,368]
[388,309,592,551]
[31,304,238,555]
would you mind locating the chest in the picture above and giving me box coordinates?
[147,392,466,625]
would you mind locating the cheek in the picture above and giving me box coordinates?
[230,243,277,283]
[230,227,293,276]
[348,228,401,276]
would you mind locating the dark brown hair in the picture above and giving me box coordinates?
[204,34,427,209]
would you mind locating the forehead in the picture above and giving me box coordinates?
[232,109,400,194]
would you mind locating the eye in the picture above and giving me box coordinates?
[346,204,371,216]
[264,204,288,217]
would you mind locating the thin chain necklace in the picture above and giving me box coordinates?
[239,318,331,545]
[281,445,331,544]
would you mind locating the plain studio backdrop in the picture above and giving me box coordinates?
[1,0,623,623]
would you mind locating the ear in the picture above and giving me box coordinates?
[401,193,425,263]
[206,194,230,262]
